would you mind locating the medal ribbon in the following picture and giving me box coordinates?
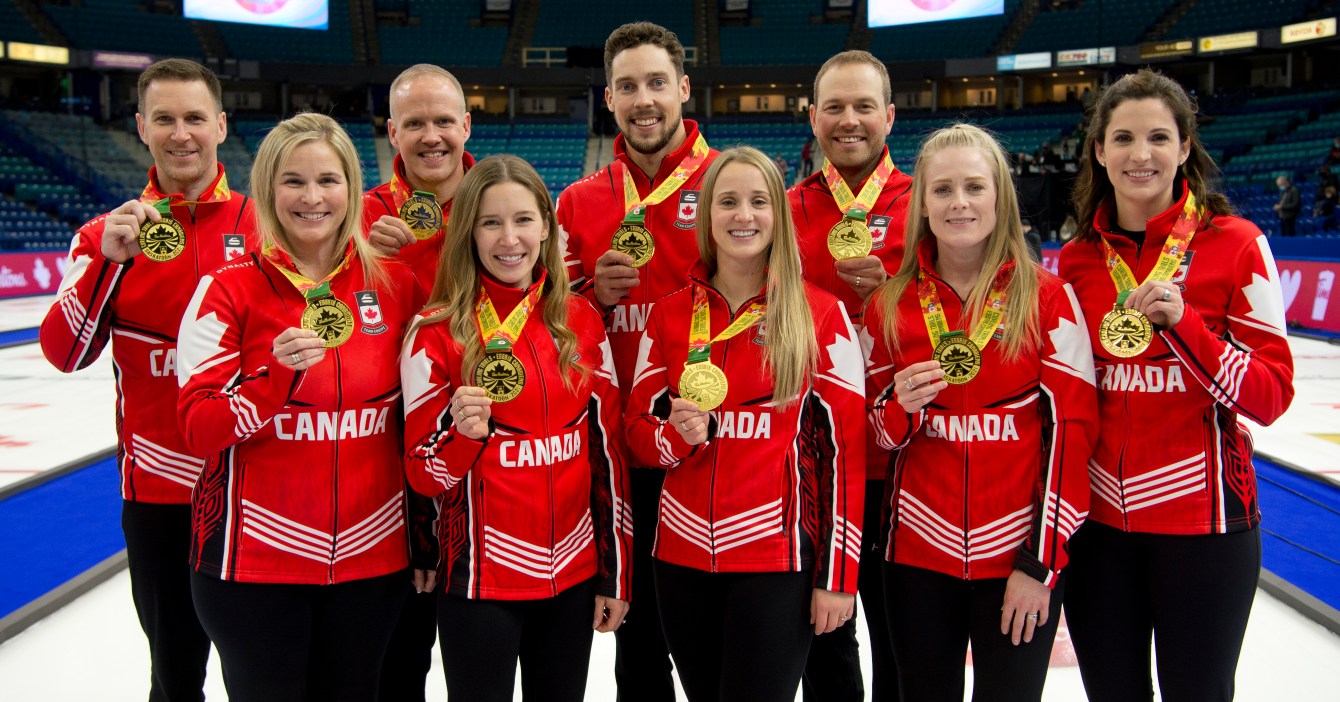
[686,284,766,364]
[263,242,354,301]
[620,133,711,225]
[917,267,1011,352]
[140,165,232,206]
[474,270,548,354]
[1100,192,1202,303]
[821,152,896,224]
[148,198,172,220]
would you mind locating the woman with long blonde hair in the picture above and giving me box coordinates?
[401,155,632,702]
[865,123,1097,701]
[623,146,866,702]
[177,112,422,700]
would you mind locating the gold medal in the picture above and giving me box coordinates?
[679,361,729,411]
[933,335,981,385]
[474,352,526,403]
[138,216,186,262]
[1099,306,1153,358]
[827,219,872,260]
[611,223,655,268]
[399,192,442,241]
[301,297,355,348]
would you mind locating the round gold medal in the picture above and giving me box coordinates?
[301,297,355,348]
[399,194,443,241]
[1099,306,1153,358]
[827,219,873,260]
[611,223,655,268]
[933,336,981,385]
[474,352,526,403]
[679,361,729,412]
[138,217,186,262]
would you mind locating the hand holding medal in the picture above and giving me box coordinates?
[894,360,947,413]
[99,198,160,264]
[137,198,186,262]
[299,281,355,348]
[669,397,709,446]
[399,190,443,241]
[449,386,492,441]
[270,327,327,371]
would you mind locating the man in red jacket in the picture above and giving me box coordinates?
[363,63,475,291]
[39,58,255,702]
[363,63,475,702]
[789,49,914,702]
[557,21,720,702]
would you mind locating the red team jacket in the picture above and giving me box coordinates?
[624,264,866,594]
[177,247,422,584]
[788,147,914,482]
[39,166,255,504]
[557,121,719,396]
[1060,184,1295,536]
[401,275,633,601]
[362,152,476,292]
[866,243,1098,587]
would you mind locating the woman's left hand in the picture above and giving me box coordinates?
[1126,280,1184,329]
[810,589,856,635]
[593,595,629,633]
[411,569,436,594]
[1000,569,1051,645]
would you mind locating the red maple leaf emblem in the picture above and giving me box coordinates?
[681,205,695,217]
[364,308,378,320]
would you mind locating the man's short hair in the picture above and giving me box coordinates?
[137,58,223,114]
[389,64,467,119]
[604,22,686,84]
[813,50,891,107]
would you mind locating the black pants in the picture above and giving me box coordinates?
[122,500,211,702]
[377,585,436,702]
[884,563,1063,702]
[437,579,597,702]
[655,560,814,702]
[803,479,900,702]
[1279,215,1297,237]
[1064,523,1260,702]
[191,570,407,702]
[614,468,676,702]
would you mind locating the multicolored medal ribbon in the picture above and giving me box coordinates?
[821,152,895,260]
[472,272,546,403]
[679,284,766,411]
[266,244,356,348]
[399,190,443,241]
[918,267,1011,385]
[1097,193,1202,358]
[611,133,711,267]
[137,198,185,262]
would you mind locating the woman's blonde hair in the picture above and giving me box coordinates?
[696,146,815,407]
[874,123,1039,360]
[417,154,583,389]
[250,112,384,285]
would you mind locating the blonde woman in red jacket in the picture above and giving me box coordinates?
[401,155,632,702]
[865,123,1097,702]
[177,113,422,701]
[1060,69,1295,702]
[624,146,866,702]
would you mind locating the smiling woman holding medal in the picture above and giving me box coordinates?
[400,155,632,702]
[1059,69,1296,702]
[175,113,423,701]
[864,123,1098,702]
[623,146,865,702]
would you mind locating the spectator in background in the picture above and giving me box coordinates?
[1314,185,1338,231]
[774,152,790,181]
[800,136,815,178]
[1021,217,1043,262]
[1319,163,1338,193]
[1275,175,1300,237]
[1327,136,1340,166]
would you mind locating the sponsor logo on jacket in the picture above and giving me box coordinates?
[870,215,891,250]
[223,234,246,261]
[356,290,387,334]
[925,413,1020,442]
[1171,249,1195,287]
[274,407,391,441]
[608,302,652,334]
[715,410,771,439]
[1100,364,1187,393]
[675,191,700,230]
[500,429,582,467]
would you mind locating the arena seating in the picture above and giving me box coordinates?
[1013,0,1178,54]
[720,0,851,66]
[467,121,587,197]
[867,0,1018,62]
[0,1,47,44]
[379,0,507,68]
[216,0,354,64]
[42,0,204,59]
[531,0,693,54]
[1162,0,1311,40]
